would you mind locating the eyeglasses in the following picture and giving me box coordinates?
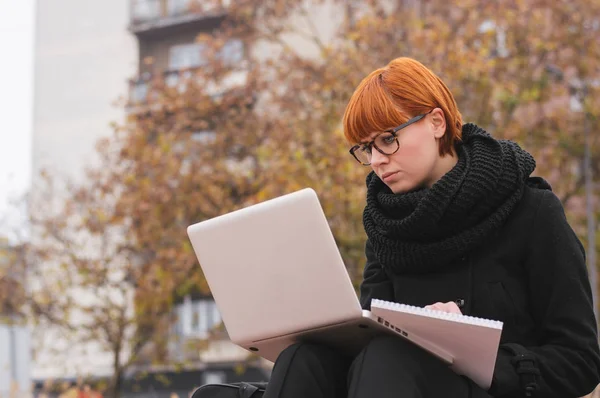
[349,111,432,165]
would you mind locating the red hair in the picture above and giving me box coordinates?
[343,57,463,156]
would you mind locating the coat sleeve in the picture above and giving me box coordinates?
[359,238,395,310]
[489,190,600,397]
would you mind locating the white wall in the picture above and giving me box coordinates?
[31,0,136,380]
[0,325,31,397]
[32,0,137,183]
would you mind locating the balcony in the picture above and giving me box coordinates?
[129,0,232,36]
[127,68,248,114]
[128,38,246,109]
[128,69,198,109]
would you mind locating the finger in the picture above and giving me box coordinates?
[440,302,462,314]
[425,302,462,314]
[425,302,444,311]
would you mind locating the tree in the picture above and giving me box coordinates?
[0,236,26,320]
[23,163,165,398]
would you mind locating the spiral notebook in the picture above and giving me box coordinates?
[371,299,503,389]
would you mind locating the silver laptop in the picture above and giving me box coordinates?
[186,188,451,363]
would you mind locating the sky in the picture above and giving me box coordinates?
[0,0,34,232]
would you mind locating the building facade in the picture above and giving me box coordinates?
[32,0,137,184]
[124,0,263,383]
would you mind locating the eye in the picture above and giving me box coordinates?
[381,134,396,145]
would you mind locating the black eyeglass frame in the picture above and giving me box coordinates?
[349,110,433,165]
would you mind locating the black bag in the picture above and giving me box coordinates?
[191,382,268,398]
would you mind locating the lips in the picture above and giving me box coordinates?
[381,171,399,181]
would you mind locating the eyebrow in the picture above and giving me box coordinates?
[359,130,391,145]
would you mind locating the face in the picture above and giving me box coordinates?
[365,109,450,194]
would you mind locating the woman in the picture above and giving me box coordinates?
[262,57,600,398]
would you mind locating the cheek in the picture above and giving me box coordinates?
[395,136,437,173]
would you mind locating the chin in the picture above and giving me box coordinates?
[387,181,419,195]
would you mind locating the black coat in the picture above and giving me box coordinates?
[359,181,600,397]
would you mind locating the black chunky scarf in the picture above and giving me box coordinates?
[363,123,537,275]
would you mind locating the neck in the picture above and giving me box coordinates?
[426,152,459,188]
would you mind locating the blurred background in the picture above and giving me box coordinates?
[0,0,598,397]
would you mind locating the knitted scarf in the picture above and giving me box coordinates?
[362,123,537,275]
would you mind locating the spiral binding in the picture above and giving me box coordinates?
[371,299,503,329]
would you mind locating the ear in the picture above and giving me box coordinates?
[430,108,447,139]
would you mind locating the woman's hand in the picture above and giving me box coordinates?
[424,301,462,314]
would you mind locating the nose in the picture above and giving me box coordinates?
[370,148,389,168]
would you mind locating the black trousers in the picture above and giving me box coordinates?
[263,335,493,398]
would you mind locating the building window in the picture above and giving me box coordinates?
[168,0,191,16]
[220,39,244,65]
[169,43,207,70]
[177,296,222,338]
[203,371,227,385]
[191,308,200,331]
[169,39,243,72]
[131,0,162,22]
[131,80,149,103]
[165,69,194,92]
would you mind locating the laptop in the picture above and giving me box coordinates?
[186,188,452,364]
